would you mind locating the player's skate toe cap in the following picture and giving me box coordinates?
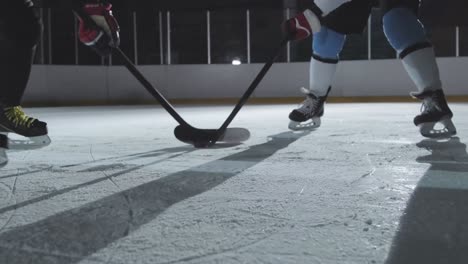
[289,111,306,122]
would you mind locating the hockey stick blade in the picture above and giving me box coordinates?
[174,125,250,148]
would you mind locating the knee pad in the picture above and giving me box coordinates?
[383,7,429,56]
[312,26,346,61]
[0,7,42,49]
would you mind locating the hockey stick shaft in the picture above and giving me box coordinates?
[114,48,189,126]
[73,9,189,127]
[213,37,288,142]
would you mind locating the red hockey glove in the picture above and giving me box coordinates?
[282,9,321,41]
[77,2,120,56]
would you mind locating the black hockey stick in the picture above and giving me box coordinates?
[174,37,289,145]
[74,9,249,147]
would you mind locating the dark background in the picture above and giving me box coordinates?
[32,0,468,65]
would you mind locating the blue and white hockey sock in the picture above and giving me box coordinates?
[383,7,442,92]
[310,26,346,96]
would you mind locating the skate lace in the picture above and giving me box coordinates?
[297,87,320,115]
[419,102,427,113]
[419,93,442,114]
[4,106,36,128]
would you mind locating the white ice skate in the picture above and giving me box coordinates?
[288,87,330,131]
[411,89,457,139]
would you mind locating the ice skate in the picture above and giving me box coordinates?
[411,89,456,139]
[0,106,51,150]
[288,87,330,131]
[0,134,7,167]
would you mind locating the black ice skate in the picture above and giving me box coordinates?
[0,106,51,150]
[0,134,7,167]
[411,89,457,139]
[288,87,331,131]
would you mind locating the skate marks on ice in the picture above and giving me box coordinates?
[0,131,309,264]
[386,137,468,264]
[0,145,192,180]
[0,146,195,216]
[0,165,53,180]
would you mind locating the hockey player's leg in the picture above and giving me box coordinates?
[382,2,456,138]
[289,27,345,130]
[0,1,51,149]
[0,134,7,167]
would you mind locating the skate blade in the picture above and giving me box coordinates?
[419,118,457,139]
[8,135,52,151]
[288,118,321,131]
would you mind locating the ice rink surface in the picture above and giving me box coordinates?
[0,102,467,264]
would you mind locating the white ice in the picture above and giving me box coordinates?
[0,103,467,264]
